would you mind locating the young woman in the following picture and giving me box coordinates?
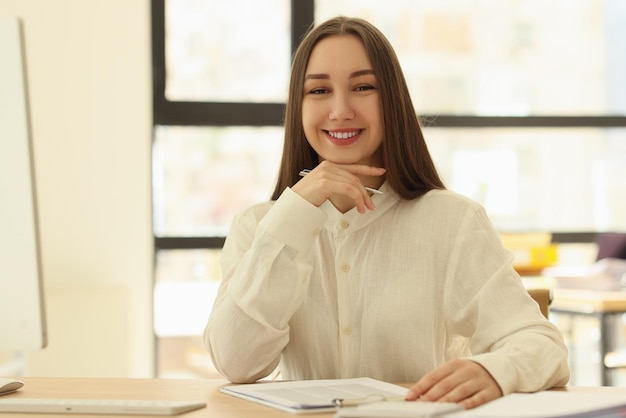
[204,16,569,409]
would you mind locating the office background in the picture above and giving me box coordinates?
[1,0,625,383]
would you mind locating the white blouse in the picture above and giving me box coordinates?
[204,183,570,394]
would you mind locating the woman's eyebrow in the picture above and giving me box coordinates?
[304,69,375,81]
[304,73,329,81]
[350,69,375,78]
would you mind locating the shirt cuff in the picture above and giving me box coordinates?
[257,187,327,254]
[468,353,515,395]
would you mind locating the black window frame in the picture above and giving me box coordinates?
[151,0,626,248]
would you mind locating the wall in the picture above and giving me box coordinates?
[0,0,153,377]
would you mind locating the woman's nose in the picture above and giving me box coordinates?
[328,93,355,121]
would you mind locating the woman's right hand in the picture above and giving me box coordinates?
[291,161,386,214]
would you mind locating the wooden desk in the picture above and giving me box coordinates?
[551,288,626,386]
[4,377,626,418]
[3,377,330,418]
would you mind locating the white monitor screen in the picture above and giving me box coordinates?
[0,16,47,351]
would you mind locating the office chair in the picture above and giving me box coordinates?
[527,288,551,319]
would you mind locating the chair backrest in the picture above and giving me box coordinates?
[527,288,551,319]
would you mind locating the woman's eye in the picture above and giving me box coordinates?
[308,88,328,95]
[355,85,375,92]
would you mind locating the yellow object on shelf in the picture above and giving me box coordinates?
[500,232,559,275]
[530,245,559,267]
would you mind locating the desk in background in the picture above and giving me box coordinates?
[551,288,626,386]
[4,377,626,418]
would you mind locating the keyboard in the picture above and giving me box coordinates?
[0,397,206,415]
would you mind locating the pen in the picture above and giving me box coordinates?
[333,395,405,407]
[298,169,384,195]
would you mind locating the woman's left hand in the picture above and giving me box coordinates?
[404,359,503,409]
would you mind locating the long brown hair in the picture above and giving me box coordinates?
[271,16,445,201]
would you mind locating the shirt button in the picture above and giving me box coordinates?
[343,327,352,335]
[340,264,350,273]
[312,228,320,237]
[339,220,349,229]
[301,274,308,283]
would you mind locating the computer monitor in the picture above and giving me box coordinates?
[0,16,47,351]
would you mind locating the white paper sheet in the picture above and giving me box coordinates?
[447,391,626,418]
[220,377,407,414]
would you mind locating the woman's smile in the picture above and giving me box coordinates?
[324,129,364,146]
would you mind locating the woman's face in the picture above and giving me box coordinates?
[301,34,384,167]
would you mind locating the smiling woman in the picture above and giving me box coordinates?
[204,16,570,410]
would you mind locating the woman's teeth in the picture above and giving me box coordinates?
[328,131,359,139]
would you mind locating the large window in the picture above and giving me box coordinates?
[152,0,626,378]
[316,0,626,116]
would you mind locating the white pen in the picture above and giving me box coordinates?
[298,169,384,195]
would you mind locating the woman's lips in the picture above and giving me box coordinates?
[324,129,363,146]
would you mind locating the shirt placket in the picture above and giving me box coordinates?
[335,217,354,378]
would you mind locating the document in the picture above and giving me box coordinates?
[220,377,407,414]
[334,401,462,417]
[446,391,626,418]
[334,390,626,418]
